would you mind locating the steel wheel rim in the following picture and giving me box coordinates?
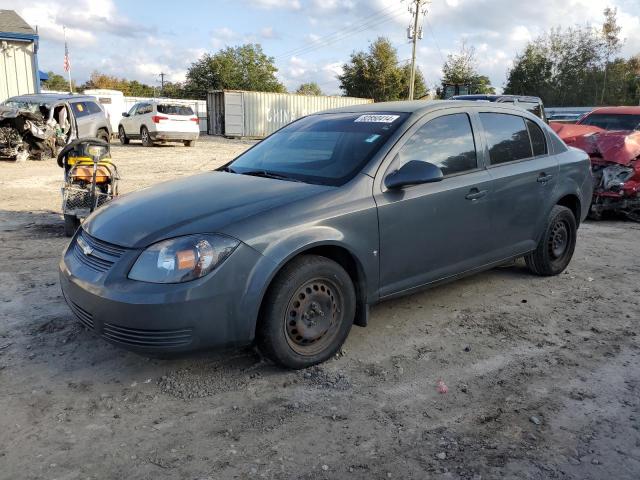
[141,129,148,142]
[284,277,343,356]
[548,219,569,259]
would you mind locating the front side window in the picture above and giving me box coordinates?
[127,104,138,116]
[479,113,532,165]
[228,112,410,186]
[396,113,477,176]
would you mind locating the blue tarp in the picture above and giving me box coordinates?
[39,70,48,82]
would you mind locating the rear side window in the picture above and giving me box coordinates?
[85,101,103,114]
[479,113,532,165]
[157,104,194,115]
[397,113,477,176]
[136,104,152,115]
[526,119,547,156]
[70,102,89,118]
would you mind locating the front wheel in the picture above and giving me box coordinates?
[183,140,196,147]
[64,214,80,237]
[118,126,129,145]
[140,127,153,147]
[525,205,577,276]
[257,255,356,369]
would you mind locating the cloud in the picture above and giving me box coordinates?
[260,26,278,39]
[246,0,301,10]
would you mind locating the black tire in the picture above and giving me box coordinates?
[525,205,577,276]
[140,126,153,147]
[257,255,356,369]
[118,126,129,145]
[64,214,80,237]
[183,140,196,147]
[97,129,110,143]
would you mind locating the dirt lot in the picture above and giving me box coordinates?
[1,137,639,480]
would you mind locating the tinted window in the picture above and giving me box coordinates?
[480,113,532,165]
[85,101,103,114]
[157,104,194,115]
[397,113,477,176]
[526,119,547,156]
[229,112,410,186]
[580,113,640,131]
[71,102,90,118]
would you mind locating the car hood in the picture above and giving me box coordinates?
[83,171,330,248]
[551,123,640,165]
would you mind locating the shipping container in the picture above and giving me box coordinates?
[207,90,373,138]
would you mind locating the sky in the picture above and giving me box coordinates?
[5,0,640,96]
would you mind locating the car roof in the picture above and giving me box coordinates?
[587,106,640,115]
[6,93,96,104]
[451,94,543,103]
[322,99,539,117]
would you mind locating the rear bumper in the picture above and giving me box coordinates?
[150,131,199,141]
[59,234,264,354]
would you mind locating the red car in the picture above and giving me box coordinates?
[551,106,640,221]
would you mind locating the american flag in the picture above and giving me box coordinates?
[63,41,70,72]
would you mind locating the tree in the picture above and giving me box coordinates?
[81,71,157,96]
[601,7,623,102]
[338,37,427,101]
[440,43,495,95]
[42,71,74,91]
[184,44,285,99]
[296,82,323,96]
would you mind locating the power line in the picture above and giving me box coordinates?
[425,17,445,65]
[275,5,405,60]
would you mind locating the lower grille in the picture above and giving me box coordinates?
[69,300,94,330]
[102,322,193,348]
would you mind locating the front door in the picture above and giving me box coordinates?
[375,110,494,298]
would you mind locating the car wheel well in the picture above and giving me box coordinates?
[258,245,369,331]
[556,194,581,226]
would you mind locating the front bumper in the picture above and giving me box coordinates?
[150,131,199,141]
[59,231,264,354]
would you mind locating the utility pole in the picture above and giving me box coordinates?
[159,72,166,95]
[407,0,427,100]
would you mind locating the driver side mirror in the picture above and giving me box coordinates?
[122,112,130,117]
[384,160,444,190]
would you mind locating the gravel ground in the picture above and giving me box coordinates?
[0,137,639,480]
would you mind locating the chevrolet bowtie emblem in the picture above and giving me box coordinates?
[77,236,94,256]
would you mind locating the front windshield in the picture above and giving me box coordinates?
[580,113,640,131]
[227,112,410,186]
[2,100,43,113]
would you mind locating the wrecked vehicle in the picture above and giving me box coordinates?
[0,106,61,161]
[1,93,111,161]
[551,106,640,221]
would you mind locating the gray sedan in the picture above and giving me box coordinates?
[59,100,593,369]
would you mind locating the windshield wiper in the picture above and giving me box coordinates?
[238,170,304,183]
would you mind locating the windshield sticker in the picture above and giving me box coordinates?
[354,114,400,123]
[364,134,381,143]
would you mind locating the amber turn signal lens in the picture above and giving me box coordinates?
[176,249,196,270]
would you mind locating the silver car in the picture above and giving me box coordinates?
[3,93,111,142]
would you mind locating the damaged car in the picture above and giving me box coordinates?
[551,106,640,221]
[1,93,110,161]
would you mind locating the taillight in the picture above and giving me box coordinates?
[190,117,199,123]
[152,115,168,123]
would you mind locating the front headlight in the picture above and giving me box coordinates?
[128,234,239,283]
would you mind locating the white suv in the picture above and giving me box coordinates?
[118,101,200,147]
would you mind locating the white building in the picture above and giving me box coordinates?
[0,10,40,103]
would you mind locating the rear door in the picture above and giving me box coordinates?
[155,104,199,135]
[69,101,92,137]
[375,109,495,297]
[478,111,558,258]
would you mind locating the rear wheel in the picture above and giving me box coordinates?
[525,205,576,276]
[184,140,196,147]
[118,126,129,145]
[64,214,80,237]
[141,126,153,147]
[257,255,356,369]
[97,129,110,143]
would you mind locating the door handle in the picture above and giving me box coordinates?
[465,188,488,200]
[537,173,553,183]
